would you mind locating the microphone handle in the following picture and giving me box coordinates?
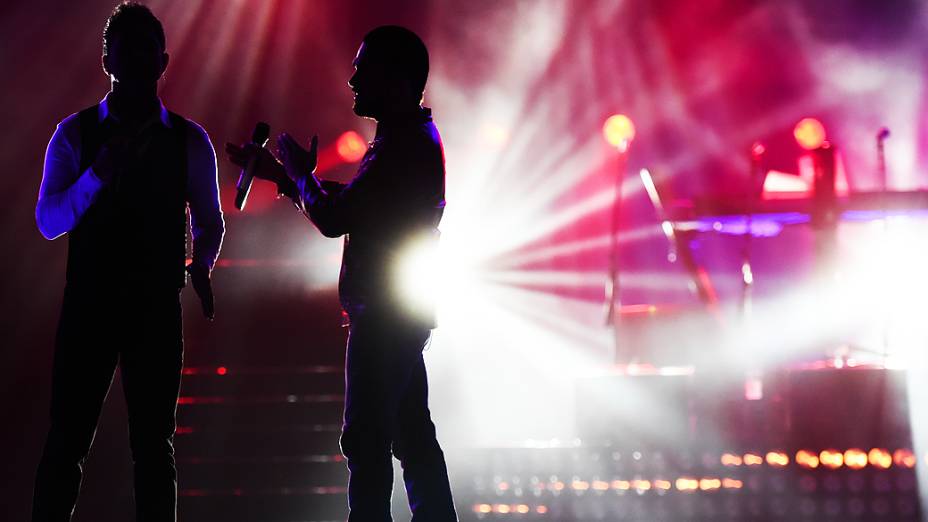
[235,151,260,211]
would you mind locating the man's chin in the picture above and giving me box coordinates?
[352,100,377,119]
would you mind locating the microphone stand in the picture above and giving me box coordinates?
[740,144,766,319]
[605,141,630,364]
[877,128,890,359]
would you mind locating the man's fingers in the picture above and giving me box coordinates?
[187,264,215,320]
[280,133,304,154]
[200,272,215,320]
[203,286,215,320]
[225,142,249,167]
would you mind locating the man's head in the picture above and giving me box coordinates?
[102,2,168,90]
[349,26,429,119]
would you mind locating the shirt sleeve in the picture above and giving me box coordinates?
[35,116,106,240]
[185,120,225,271]
[296,135,438,238]
[296,154,378,238]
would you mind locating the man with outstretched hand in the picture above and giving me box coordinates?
[226,25,456,522]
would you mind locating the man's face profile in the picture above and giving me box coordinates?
[349,43,382,118]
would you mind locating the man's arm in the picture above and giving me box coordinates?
[281,133,440,238]
[35,118,106,240]
[295,169,368,238]
[186,121,225,272]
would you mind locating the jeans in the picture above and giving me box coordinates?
[340,310,457,521]
[32,284,184,522]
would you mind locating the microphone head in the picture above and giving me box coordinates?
[252,121,271,146]
[877,127,890,140]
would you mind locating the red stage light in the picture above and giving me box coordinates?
[845,448,868,469]
[216,366,228,376]
[722,478,743,489]
[765,451,789,467]
[796,449,820,469]
[820,449,844,469]
[868,448,892,469]
[743,453,763,466]
[721,453,743,466]
[893,449,916,468]
[794,118,826,150]
[602,114,636,152]
[336,131,367,163]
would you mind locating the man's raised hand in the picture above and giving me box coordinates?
[276,133,318,182]
[91,135,132,184]
[224,142,286,184]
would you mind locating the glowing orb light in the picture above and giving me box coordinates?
[793,118,826,150]
[336,130,367,163]
[602,114,636,152]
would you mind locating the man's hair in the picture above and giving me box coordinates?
[102,2,166,55]
[362,25,429,98]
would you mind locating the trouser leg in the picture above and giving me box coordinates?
[392,354,457,521]
[32,288,119,522]
[340,314,428,522]
[120,290,183,522]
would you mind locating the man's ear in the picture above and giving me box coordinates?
[161,52,170,78]
[101,54,110,76]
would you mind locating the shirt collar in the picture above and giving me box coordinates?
[98,92,172,128]
[375,106,432,137]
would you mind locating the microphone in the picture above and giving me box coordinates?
[877,127,890,141]
[235,122,271,211]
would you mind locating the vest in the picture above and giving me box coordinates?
[67,105,188,290]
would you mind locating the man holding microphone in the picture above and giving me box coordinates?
[226,25,457,522]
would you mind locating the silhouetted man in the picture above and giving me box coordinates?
[32,3,223,521]
[226,25,456,521]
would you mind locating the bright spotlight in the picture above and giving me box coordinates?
[602,114,636,152]
[336,130,367,163]
[395,233,442,321]
[794,117,826,150]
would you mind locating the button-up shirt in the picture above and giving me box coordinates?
[36,94,224,270]
[295,107,445,318]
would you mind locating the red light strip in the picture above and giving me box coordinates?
[181,365,342,376]
[177,394,343,405]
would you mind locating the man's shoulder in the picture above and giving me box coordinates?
[50,109,90,148]
[54,111,81,135]
[55,102,100,132]
[387,120,441,151]
[169,112,215,152]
